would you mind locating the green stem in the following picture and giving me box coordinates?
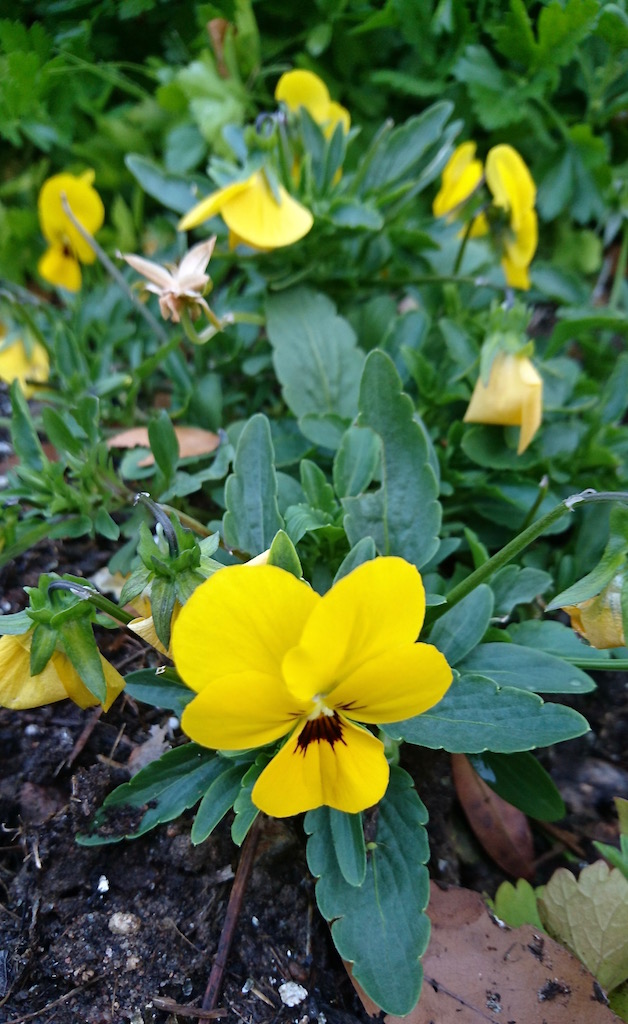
[427,489,628,625]
[520,474,550,532]
[609,220,628,310]
[60,194,169,345]
[453,216,478,276]
[47,581,134,625]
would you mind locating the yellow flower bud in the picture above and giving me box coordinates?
[464,352,542,454]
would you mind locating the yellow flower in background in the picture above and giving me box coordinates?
[178,171,313,250]
[172,557,452,818]
[485,145,538,290]
[563,575,626,650]
[464,352,542,454]
[0,334,49,397]
[38,170,104,291]
[432,142,488,237]
[433,142,537,289]
[0,632,124,711]
[275,69,351,136]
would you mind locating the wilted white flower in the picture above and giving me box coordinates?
[120,237,216,323]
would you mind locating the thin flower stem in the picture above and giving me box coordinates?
[60,194,169,345]
[452,216,478,276]
[427,489,628,625]
[520,474,550,532]
[46,580,134,624]
[200,815,263,1015]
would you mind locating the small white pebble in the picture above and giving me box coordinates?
[279,982,308,1007]
[108,912,141,935]
[97,875,109,894]
[24,725,40,737]
[242,978,255,994]
[251,916,259,927]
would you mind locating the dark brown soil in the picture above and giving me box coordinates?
[1,539,628,1024]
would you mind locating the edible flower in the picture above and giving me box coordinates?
[563,574,626,650]
[485,145,537,291]
[275,69,350,136]
[37,170,105,291]
[172,557,452,818]
[464,352,542,454]
[0,334,49,397]
[178,171,313,250]
[120,238,217,323]
[0,631,124,710]
[432,141,487,237]
[433,143,537,289]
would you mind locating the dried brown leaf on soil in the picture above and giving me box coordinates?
[107,425,220,466]
[351,883,621,1023]
[539,861,628,992]
[451,752,535,878]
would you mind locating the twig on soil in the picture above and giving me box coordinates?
[199,814,264,1018]
[2,974,102,1022]
[57,707,103,772]
[153,996,228,1018]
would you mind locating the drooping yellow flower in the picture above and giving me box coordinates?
[172,557,452,818]
[0,632,124,711]
[0,335,49,397]
[563,575,626,649]
[464,353,542,454]
[127,600,181,657]
[275,69,350,136]
[433,142,487,237]
[485,145,538,290]
[178,171,313,250]
[37,170,105,291]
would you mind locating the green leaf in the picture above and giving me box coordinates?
[342,351,441,569]
[266,287,364,422]
[29,623,57,676]
[0,610,32,635]
[333,425,381,499]
[384,673,590,752]
[300,460,337,514]
[124,667,194,717]
[329,810,366,886]
[305,768,430,1015]
[428,585,493,666]
[94,507,120,541]
[223,413,284,556]
[593,836,628,882]
[459,643,595,694]
[58,619,107,704]
[534,0,599,72]
[149,575,176,651]
[491,879,545,931]
[125,154,205,214]
[9,380,45,471]
[360,101,454,192]
[267,529,302,578]
[490,0,538,66]
[539,862,628,992]
[191,763,247,845]
[333,537,377,583]
[231,757,267,846]
[149,410,179,482]
[77,744,221,845]
[489,565,552,616]
[507,620,610,662]
[41,407,84,457]
[468,751,566,821]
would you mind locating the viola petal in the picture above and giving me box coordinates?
[251,716,389,817]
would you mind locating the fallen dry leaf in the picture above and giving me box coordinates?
[452,752,535,878]
[539,861,628,992]
[107,425,220,466]
[350,883,620,1023]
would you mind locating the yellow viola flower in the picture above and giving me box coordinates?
[0,335,49,397]
[464,352,543,454]
[485,145,537,290]
[563,575,626,650]
[0,632,124,711]
[37,170,105,291]
[178,171,313,250]
[275,69,350,136]
[172,557,452,818]
[127,601,181,657]
[433,141,486,232]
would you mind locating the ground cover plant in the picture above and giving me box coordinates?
[2,1,628,1021]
